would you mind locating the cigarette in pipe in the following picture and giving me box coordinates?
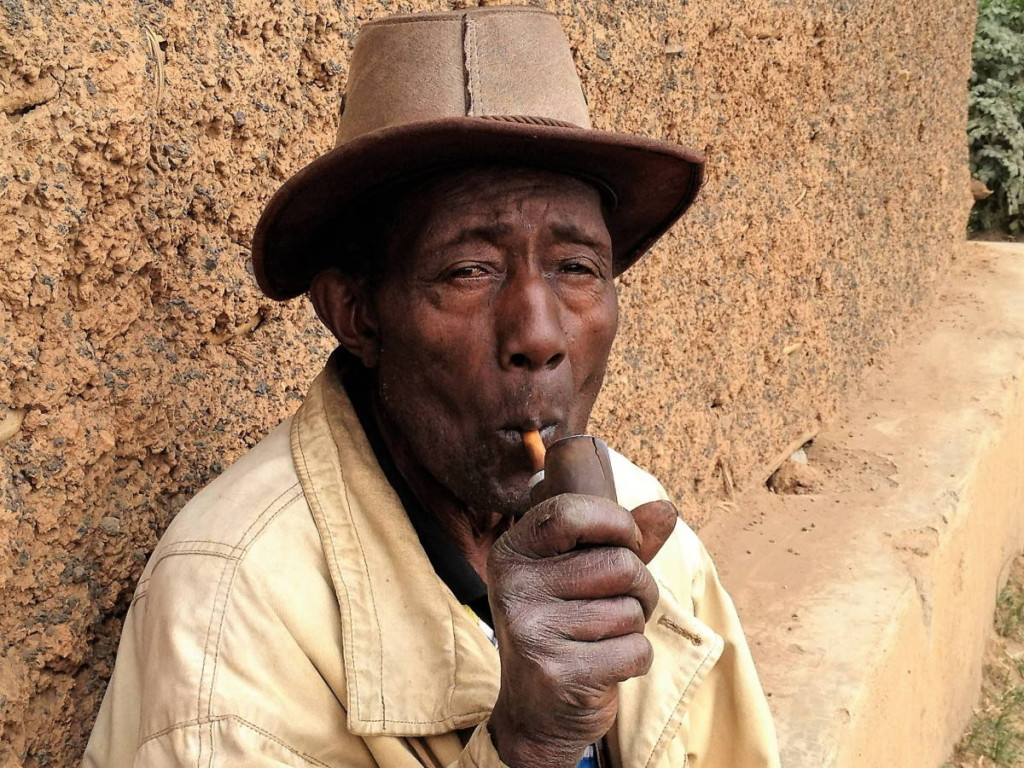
[522,429,546,473]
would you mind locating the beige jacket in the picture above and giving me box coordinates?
[84,365,780,768]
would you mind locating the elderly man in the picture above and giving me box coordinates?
[85,7,779,768]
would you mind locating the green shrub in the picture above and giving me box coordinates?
[969,0,1024,234]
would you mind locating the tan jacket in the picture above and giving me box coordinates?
[84,365,780,768]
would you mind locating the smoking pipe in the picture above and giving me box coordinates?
[523,432,618,505]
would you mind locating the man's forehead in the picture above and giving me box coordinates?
[423,166,600,201]
[408,166,608,233]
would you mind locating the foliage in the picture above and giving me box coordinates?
[958,686,1024,765]
[995,571,1024,638]
[945,557,1024,768]
[969,0,1024,233]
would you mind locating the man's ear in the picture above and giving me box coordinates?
[309,268,381,368]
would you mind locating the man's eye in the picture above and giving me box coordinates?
[447,264,490,280]
[560,260,600,277]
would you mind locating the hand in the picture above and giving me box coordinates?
[486,494,677,768]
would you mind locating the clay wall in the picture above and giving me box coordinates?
[0,0,975,763]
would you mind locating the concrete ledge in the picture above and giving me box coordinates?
[701,242,1024,768]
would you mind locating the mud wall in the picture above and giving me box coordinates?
[0,0,974,763]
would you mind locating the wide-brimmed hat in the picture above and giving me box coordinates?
[252,6,705,300]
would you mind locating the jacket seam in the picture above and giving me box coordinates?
[145,483,303,569]
[137,714,333,767]
[155,539,246,550]
[642,641,719,768]
[444,597,461,717]
[235,483,304,553]
[342,709,493,725]
[141,550,240,586]
[195,554,234,768]
[201,496,300,766]
[205,559,239,768]
[149,548,240,559]
[292,431,362,715]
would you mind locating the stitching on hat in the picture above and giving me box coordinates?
[471,20,483,115]
[462,15,482,116]
[461,15,472,117]
[365,16,463,28]
[476,115,581,128]
[367,6,550,28]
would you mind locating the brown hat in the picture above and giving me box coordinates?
[252,6,705,300]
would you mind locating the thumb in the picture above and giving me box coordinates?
[630,500,677,564]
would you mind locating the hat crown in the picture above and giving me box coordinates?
[337,6,592,146]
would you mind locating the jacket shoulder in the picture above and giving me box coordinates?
[606,447,706,575]
[154,420,304,552]
[607,447,669,509]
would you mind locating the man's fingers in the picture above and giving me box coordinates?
[552,596,647,642]
[630,500,677,565]
[528,546,660,619]
[503,495,642,559]
[576,633,654,688]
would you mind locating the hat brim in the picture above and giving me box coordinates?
[252,117,705,300]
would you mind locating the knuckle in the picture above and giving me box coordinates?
[535,655,571,687]
[606,545,633,572]
[617,634,653,676]
[491,568,540,616]
[541,493,610,525]
[631,634,655,675]
[545,494,592,530]
[530,493,577,518]
[520,498,577,548]
[489,587,518,621]
[487,535,516,569]
[502,602,564,654]
[609,547,646,588]
[626,598,647,632]
[559,681,612,713]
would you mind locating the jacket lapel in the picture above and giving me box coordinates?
[291,366,500,737]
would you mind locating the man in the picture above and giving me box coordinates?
[85,7,780,768]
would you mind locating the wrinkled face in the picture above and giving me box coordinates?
[350,167,618,516]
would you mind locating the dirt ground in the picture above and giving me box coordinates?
[945,555,1024,768]
[701,244,1024,767]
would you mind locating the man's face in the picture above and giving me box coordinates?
[363,167,618,516]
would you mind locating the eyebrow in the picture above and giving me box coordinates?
[440,222,515,249]
[550,221,612,254]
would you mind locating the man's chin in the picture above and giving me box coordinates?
[475,481,534,519]
[449,471,535,520]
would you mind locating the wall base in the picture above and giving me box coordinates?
[701,242,1024,768]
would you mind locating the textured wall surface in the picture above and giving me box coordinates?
[0,0,974,763]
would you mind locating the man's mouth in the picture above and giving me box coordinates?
[496,421,561,455]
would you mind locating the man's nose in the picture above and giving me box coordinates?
[497,276,568,371]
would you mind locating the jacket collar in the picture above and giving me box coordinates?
[291,362,500,737]
[291,360,723,764]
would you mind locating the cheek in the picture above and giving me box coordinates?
[572,290,619,386]
[385,310,492,375]
[374,295,496,419]
[598,292,619,353]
